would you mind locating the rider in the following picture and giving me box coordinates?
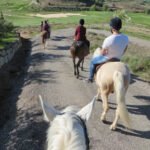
[87,17,129,82]
[43,20,50,39]
[73,19,90,48]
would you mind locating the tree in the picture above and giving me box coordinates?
[0,11,4,20]
[0,13,14,39]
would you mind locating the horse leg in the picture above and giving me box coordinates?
[73,58,76,76]
[81,58,84,71]
[96,88,101,100]
[100,91,109,121]
[110,107,119,130]
[76,58,83,78]
[43,38,46,49]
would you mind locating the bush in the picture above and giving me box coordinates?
[90,4,97,11]
[0,16,14,38]
[102,4,109,11]
[145,8,150,14]
[113,10,131,23]
[122,56,150,80]
[89,4,101,11]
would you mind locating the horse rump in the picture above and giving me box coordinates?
[71,41,89,56]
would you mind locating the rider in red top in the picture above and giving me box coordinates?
[75,19,86,41]
[74,19,90,48]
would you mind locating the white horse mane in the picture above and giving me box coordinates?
[39,95,96,150]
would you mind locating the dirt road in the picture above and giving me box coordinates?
[0,29,150,150]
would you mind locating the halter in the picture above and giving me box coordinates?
[73,115,90,150]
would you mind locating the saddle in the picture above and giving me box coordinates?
[76,41,85,47]
[94,58,120,73]
[72,41,89,56]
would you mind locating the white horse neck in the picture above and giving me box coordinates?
[47,113,88,150]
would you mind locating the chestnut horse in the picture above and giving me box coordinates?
[95,61,131,130]
[70,42,89,78]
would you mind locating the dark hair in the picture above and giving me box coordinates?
[45,20,48,24]
[110,17,122,30]
[79,19,84,25]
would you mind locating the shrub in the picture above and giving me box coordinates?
[0,15,14,38]
[89,4,101,11]
[90,4,97,11]
[122,56,150,80]
[145,8,150,14]
[102,4,109,11]
[113,10,131,23]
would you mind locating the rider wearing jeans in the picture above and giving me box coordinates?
[88,17,129,82]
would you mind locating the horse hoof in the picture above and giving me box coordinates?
[110,124,116,130]
[100,115,106,122]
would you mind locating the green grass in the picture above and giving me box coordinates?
[0,33,17,49]
[3,11,112,27]
[129,13,150,28]
[0,0,30,12]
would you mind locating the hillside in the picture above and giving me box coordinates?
[0,0,149,12]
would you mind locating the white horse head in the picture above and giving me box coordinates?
[39,95,96,150]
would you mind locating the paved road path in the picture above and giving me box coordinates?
[0,28,149,150]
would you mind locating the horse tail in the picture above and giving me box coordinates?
[113,71,131,129]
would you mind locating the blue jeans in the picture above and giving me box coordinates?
[89,55,108,80]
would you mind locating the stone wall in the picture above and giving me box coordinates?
[0,39,22,68]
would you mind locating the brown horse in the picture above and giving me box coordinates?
[70,42,89,78]
[95,61,131,130]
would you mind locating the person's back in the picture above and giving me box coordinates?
[44,22,49,32]
[102,33,128,59]
[75,25,86,41]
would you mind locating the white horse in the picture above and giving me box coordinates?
[94,48,131,130]
[39,95,96,150]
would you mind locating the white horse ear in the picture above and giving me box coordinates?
[39,95,61,122]
[77,96,96,122]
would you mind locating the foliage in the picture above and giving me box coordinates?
[113,10,131,23]
[122,56,150,80]
[0,12,14,39]
[145,8,150,14]
[89,4,102,11]
[102,4,109,11]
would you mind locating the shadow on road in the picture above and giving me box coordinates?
[31,52,66,65]
[130,74,150,84]
[134,95,150,101]
[96,98,150,139]
[50,45,70,51]
[116,127,150,140]
[52,36,68,41]
[24,69,57,86]
[128,104,150,121]
[0,38,49,150]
